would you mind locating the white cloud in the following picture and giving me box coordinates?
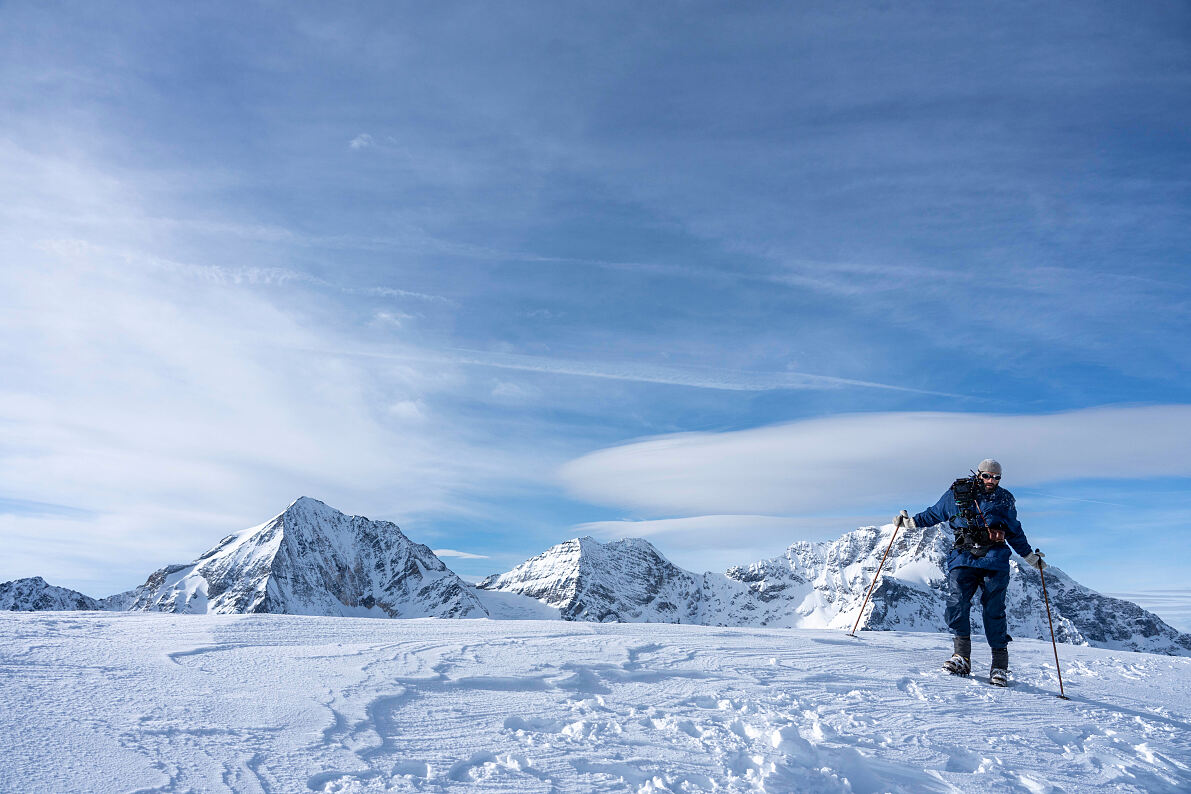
[559,406,1191,516]
[0,242,545,589]
[371,311,414,328]
[574,514,882,548]
[432,549,490,560]
[349,133,374,150]
[0,144,557,593]
[490,380,538,402]
[387,400,426,421]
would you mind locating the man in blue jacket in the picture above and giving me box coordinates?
[899,459,1046,686]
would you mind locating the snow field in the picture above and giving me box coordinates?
[2,612,1189,793]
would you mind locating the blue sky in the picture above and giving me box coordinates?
[1,3,1189,626]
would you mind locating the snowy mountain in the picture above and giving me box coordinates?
[0,576,99,611]
[127,497,487,618]
[96,589,138,611]
[476,536,758,624]
[0,576,141,612]
[481,525,1191,656]
[726,522,1191,656]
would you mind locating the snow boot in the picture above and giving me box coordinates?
[989,647,1009,686]
[943,654,971,676]
[943,636,971,675]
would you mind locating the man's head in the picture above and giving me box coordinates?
[977,458,1002,492]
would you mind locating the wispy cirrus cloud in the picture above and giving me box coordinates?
[307,346,967,396]
[0,231,546,592]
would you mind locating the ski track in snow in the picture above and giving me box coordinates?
[2,613,1190,793]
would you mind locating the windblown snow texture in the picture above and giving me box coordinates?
[4,613,1191,793]
[126,497,486,618]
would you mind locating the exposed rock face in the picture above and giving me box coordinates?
[0,577,98,611]
[477,536,756,625]
[127,497,487,618]
[724,523,953,631]
[95,590,138,611]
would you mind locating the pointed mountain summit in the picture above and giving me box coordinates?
[128,497,487,618]
[477,536,755,624]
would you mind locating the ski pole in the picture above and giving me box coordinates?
[1036,549,1070,700]
[848,511,908,637]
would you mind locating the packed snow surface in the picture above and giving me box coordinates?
[4,613,1190,793]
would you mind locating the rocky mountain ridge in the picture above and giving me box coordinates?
[0,576,100,611]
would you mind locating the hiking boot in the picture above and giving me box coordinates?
[942,654,971,676]
[989,667,1009,687]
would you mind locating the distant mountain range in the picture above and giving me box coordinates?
[5,497,1189,656]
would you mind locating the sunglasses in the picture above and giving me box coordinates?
[979,473,1001,481]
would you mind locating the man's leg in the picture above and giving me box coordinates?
[945,566,980,639]
[980,567,1012,678]
[944,566,980,673]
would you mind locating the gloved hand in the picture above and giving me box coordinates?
[893,510,916,530]
[1024,550,1047,570]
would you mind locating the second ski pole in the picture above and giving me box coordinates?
[1036,549,1070,700]
[849,510,912,637]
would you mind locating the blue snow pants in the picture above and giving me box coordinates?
[945,565,1010,648]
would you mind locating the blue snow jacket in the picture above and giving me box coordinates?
[913,483,1033,572]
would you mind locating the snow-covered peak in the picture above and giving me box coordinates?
[129,499,486,618]
[726,522,1191,655]
[479,535,758,624]
[283,495,340,520]
[0,577,99,611]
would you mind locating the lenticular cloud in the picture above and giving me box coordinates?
[558,405,1191,515]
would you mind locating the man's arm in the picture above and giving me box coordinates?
[1002,497,1033,558]
[912,490,954,529]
